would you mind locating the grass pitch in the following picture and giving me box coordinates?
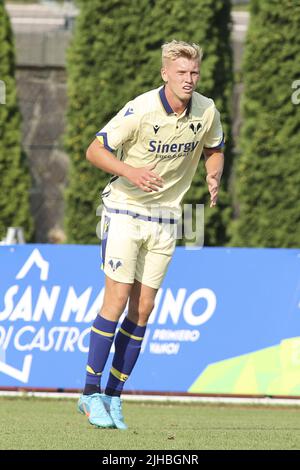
[0,397,299,450]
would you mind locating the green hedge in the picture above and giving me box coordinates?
[64,0,148,243]
[0,0,33,241]
[230,0,300,247]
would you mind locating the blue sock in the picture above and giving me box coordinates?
[105,317,146,397]
[84,314,117,395]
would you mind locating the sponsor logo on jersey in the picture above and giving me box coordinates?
[149,140,199,157]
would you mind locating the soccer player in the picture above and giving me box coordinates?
[78,40,224,429]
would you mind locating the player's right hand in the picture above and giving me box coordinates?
[124,163,164,192]
[206,171,220,207]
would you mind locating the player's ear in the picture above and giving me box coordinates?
[161,67,168,83]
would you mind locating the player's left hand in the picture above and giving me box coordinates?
[206,172,220,208]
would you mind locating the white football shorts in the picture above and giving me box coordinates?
[100,207,177,289]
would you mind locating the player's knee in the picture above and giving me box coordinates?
[113,291,129,311]
[129,297,154,324]
[102,291,129,318]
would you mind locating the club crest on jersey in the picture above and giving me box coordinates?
[108,258,123,272]
[189,122,202,134]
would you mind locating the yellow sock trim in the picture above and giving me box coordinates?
[110,367,129,382]
[91,326,115,338]
[86,365,102,376]
[119,327,143,341]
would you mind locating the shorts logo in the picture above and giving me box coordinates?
[108,258,123,272]
[189,122,202,134]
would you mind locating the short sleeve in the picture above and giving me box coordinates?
[96,102,139,151]
[204,106,224,149]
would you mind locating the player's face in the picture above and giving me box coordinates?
[161,57,200,102]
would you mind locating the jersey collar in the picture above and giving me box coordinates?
[159,86,192,117]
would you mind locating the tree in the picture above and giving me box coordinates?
[230,0,300,247]
[0,0,34,241]
[65,0,233,245]
[65,0,150,243]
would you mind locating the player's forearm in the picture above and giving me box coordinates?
[204,151,224,207]
[86,139,131,178]
[204,151,224,180]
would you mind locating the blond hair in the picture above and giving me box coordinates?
[161,40,203,66]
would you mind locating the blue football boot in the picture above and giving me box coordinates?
[77,393,114,428]
[102,394,128,430]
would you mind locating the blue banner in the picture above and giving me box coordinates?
[0,245,299,395]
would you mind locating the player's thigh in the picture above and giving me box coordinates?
[101,212,141,284]
[135,222,176,289]
[135,248,174,290]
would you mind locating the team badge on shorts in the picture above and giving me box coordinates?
[108,258,123,272]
